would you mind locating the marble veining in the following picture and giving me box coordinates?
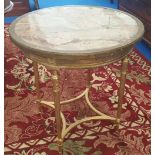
[13,6,140,54]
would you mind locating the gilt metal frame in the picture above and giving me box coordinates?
[33,57,128,154]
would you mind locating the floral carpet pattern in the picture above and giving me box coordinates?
[4,24,151,155]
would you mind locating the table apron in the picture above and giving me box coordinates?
[23,46,133,69]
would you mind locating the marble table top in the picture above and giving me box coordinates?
[9,6,144,68]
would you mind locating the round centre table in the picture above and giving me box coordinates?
[9,6,144,154]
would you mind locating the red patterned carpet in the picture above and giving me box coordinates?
[4,24,151,155]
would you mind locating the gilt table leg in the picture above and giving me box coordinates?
[116,57,129,129]
[51,70,63,154]
[33,62,40,99]
[33,61,43,112]
[82,69,92,116]
[87,69,92,88]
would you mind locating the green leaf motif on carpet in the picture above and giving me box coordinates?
[92,150,102,155]
[48,140,92,155]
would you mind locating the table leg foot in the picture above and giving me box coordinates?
[57,138,63,154]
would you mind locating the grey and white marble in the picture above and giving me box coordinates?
[12,6,143,54]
